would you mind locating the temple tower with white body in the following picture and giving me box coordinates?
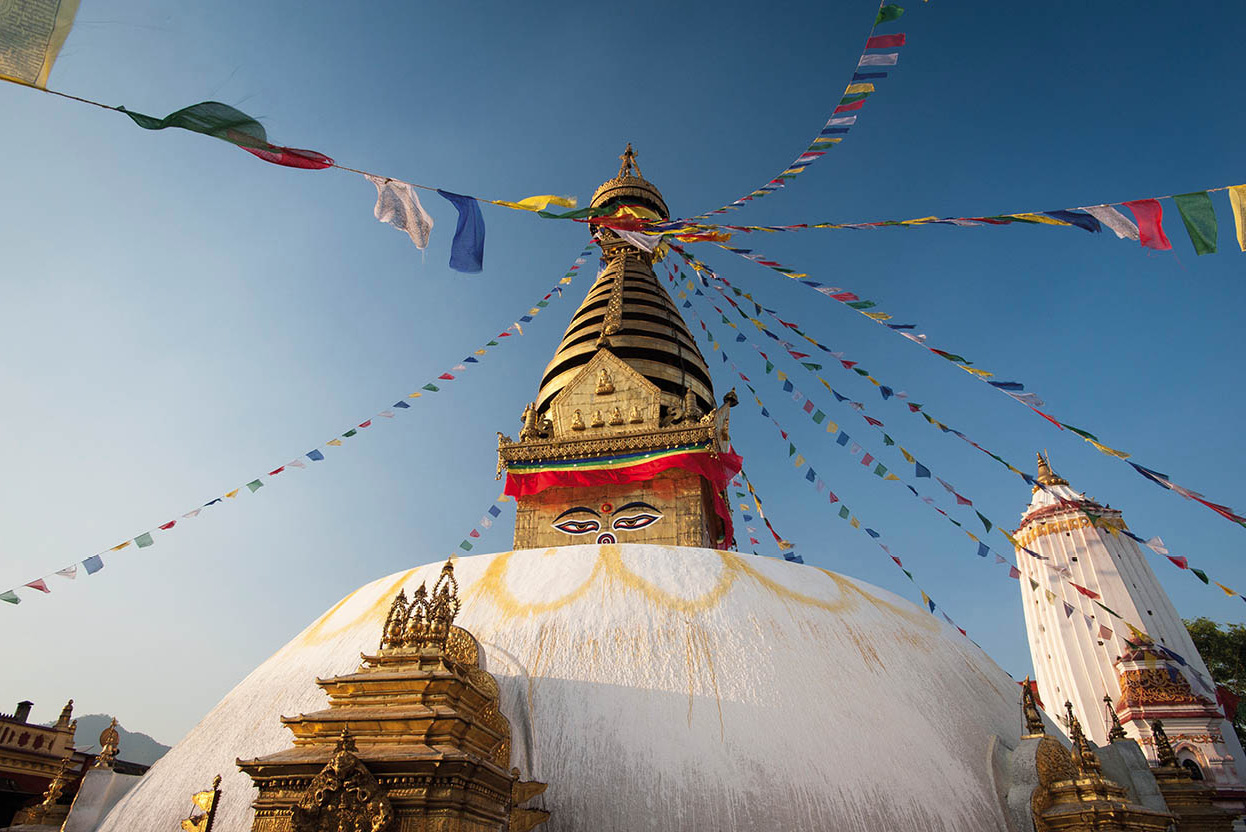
[1015,453,1246,810]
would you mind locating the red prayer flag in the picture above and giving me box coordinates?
[1167,555,1189,569]
[1071,582,1101,600]
[240,145,333,170]
[25,579,50,593]
[1123,199,1173,251]
[1008,566,1022,579]
[802,400,814,414]
[866,33,906,48]
[833,99,866,114]
[864,416,884,426]
[468,529,481,538]
[268,467,285,476]
[438,373,455,380]
[1192,496,1246,524]
[358,420,372,428]
[891,556,903,567]
[749,537,760,544]
[158,520,176,530]
[1031,408,1065,429]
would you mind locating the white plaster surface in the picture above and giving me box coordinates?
[62,769,142,832]
[99,544,1025,832]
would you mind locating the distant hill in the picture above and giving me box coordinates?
[70,713,170,766]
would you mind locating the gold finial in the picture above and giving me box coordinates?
[1104,695,1127,742]
[618,142,642,179]
[56,699,74,728]
[380,589,409,651]
[94,717,120,770]
[1021,677,1045,736]
[1065,702,1101,775]
[1151,720,1179,768]
[335,726,358,754]
[1036,451,1068,487]
[379,561,460,653]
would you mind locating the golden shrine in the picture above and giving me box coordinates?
[237,558,548,832]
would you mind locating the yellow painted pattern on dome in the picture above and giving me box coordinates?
[295,568,418,647]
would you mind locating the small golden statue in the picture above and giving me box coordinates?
[608,407,624,426]
[590,410,605,428]
[595,367,614,395]
[93,717,119,769]
[180,774,222,832]
[628,404,644,424]
[570,409,586,431]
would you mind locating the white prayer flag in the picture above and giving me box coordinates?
[366,175,434,250]
[1084,205,1139,241]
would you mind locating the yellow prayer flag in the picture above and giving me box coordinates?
[474,349,486,355]
[863,312,892,321]
[1216,582,1236,596]
[850,516,860,529]
[966,531,978,542]
[1229,185,1246,252]
[1045,590,1057,603]
[900,216,940,225]
[225,489,240,498]
[793,455,805,467]
[408,392,423,398]
[812,137,843,145]
[825,421,839,433]
[776,370,788,381]
[844,82,876,94]
[961,366,994,378]
[528,308,539,315]
[326,439,343,446]
[867,377,880,386]
[1003,532,1021,549]
[900,448,915,463]
[559,277,573,284]
[1089,440,1130,459]
[497,494,511,502]
[778,539,794,551]
[1010,212,1069,226]
[884,473,900,481]
[496,194,577,212]
[110,541,131,551]
[678,291,687,299]
[0,0,80,88]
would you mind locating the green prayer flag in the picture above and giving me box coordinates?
[839,93,870,106]
[460,540,473,551]
[342,429,357,438]
[1173,191,1218,255]
[246,479,264,493]
[883,434,895,446]
[838,505,851,519]
[0,590,19,605]
[876,4,905,24]
[812,409,826,424]
[1191,568,1210,584]
[765,361,774,374]
[846,300,876,310]
[902,568,913,580]
[134,532,154,548]
[1062,424,1099,441]
[536,300,549,307]
[976,512,992,533]
[485,340,498,346]
[853,368,869,376]
[788,443,797,457]
[122,101,270,148]
[873,464,887,477]
[801,362,823,371]
[422,383,439,392]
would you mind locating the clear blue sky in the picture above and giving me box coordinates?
[1,0,1243,744]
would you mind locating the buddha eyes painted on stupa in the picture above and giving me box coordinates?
[550,501,664,544]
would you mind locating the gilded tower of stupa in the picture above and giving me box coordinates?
[498,145,740,551]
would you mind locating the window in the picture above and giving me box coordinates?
[1181,759,1204,781]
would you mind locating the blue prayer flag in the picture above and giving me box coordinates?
[1043,209,1102,233]
[915,462,931,478]
[836,432,850,446]
[393,401,411,409]
[307,449,325,462]
[83,555,104,574]
[488,505,502,517]
[437,190,486,273]
[976,542,990,558]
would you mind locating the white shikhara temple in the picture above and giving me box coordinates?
[1016,454,1245,798]
[92,155,1244,832]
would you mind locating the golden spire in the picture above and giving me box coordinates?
[1036,451,1068,487]
[1151,720,1179,768]
[379,558,460,652]
[1021,676,1045,736]
[1104,695,1127,742]
[1065,701,1102,775]
[93,717,119,770]
[618,142,642,179]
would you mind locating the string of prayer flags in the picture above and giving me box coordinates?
[1,246,592,609]
[457,496,510,554]
[737,469,796,558]
[0,0,79,88]
[367,175,434,249]
[672,256,1246,607]
[681,3,908,220]
[700,242,1246,532]
[437,190,486,273]
[122,101,333,169]
[494,195,577,213]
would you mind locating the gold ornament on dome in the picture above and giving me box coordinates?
[180,774,222,832]
[291,729,393,832]
[93,716,119,769]
[379,558,460,652]
[1021,676,1045,736]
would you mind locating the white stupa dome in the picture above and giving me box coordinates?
[99,544,1025,831]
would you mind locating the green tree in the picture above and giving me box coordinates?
[1184,617,1245,745]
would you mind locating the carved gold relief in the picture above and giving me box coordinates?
[1119,668,1204,706]
[292,730,393,832]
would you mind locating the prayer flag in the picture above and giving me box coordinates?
[56,565,77,579]
[366,175,434,249]
[859,53,899,66]
[1228,185,1246,252]
[0,0,80,88]
[1071,582,1100,600]
[123,102,333,169]
[158,520,176,530]
[1123,199,1172,250]
[83,554,104,574]
[866,34,906,48]
[134,532,154,548]
[1098,624,1113,640]
[307,449,325,461]
[1084,205,1139,241]
[1173,191,1217,255]
[246,479,264,493]
[0,590,19,605]
[437,190,486,273]
[1063,602,1075,617]
[26,578,50,593]
[875,4,904,24]
[1190,568,1209,584]
[977,542,989,558]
